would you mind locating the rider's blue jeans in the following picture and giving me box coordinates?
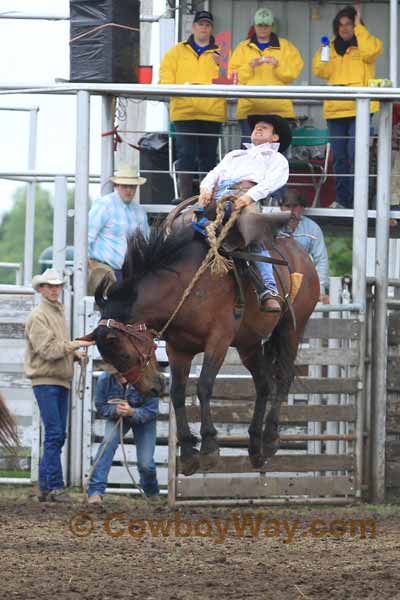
[215,180,279,295]
[250,243,278,293]
[88,417,159,497]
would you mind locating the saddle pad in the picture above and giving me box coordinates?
[290,272,303,303]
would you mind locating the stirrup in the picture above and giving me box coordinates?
[259,289,283,313]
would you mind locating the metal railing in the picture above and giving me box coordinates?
[0,262,22,285]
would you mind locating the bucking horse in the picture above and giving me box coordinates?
[81,203,320,475]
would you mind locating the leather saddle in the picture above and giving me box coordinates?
[165,185,291,252]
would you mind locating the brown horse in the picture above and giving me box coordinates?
[82,225,320,475]
[0,392,17,449]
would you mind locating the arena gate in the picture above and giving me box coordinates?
[168,309,366,506]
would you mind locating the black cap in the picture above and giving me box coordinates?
[247,114,292,154]
[279,189,307,207]
[193,10,214,24]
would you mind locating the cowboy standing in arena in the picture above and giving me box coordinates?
[25,268,94,502]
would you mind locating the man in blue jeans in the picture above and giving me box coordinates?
[25,268,95,502]
[87,371,159,506]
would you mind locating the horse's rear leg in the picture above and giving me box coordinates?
[197,339,230,471]
[263,324,299,458]
[169,349,199,476]
[238,345,272,468]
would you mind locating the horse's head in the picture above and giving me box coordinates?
[81,319,165,397]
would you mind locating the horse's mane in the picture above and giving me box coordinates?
[95,226,196,316]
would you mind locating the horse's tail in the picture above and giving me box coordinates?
[0,392,18,449]
[262,321,298,389]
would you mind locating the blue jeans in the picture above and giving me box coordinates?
[173,120,221,175]
[327,117,356,208]
[33,385,69,492]
[88,418,159,497]
[250,243,278,293]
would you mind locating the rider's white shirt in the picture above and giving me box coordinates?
[200,142,289,203]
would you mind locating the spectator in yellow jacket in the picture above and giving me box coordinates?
[229,7,304,146]
[159,10,227,200]
[312,5,383,208]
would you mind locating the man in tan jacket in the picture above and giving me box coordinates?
[25,269,94,502]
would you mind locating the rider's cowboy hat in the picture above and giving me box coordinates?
[32,268,65,291]
[247,114,292,154]
[109,165,147,186]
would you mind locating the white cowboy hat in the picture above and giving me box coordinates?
[32,268,65,291]
[109,165,147,186]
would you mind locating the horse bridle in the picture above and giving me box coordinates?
[98,319,157,384]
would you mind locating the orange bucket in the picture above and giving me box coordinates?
[137,65,153,84]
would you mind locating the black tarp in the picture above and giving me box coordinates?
[70,0,140,82]
[139,133,175,205]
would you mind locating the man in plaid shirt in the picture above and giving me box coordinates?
[88,166,150,294]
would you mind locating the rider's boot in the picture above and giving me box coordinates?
[259,289,282,313]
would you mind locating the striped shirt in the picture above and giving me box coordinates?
[88,191,150,270]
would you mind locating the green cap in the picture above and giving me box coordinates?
[254,7,274,26]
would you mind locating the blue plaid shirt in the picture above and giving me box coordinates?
[283,215,329,293]
[88,191,150,270]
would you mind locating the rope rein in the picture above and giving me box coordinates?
[156,198,241,340]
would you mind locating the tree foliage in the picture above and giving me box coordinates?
[326,235,353,277]
[0,186,53,284]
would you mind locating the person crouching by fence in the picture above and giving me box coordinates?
[25,268,95,503]
[86,370,160,507]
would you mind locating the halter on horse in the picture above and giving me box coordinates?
[82,226,320,475]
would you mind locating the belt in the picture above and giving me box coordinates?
[88,258,121,272]
[230,180,256,192]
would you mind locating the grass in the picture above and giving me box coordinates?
[0,471,30,478]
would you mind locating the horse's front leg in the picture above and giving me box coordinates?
[197,340,230,471]
[168,348,199,476]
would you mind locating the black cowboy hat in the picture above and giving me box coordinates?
[247,114,292,153]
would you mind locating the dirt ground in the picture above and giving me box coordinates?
[1,487,400,600]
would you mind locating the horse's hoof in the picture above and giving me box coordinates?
[180,449,200,476]
[249,453,265,469]
[263,437,280,458]
[199,448,220,471]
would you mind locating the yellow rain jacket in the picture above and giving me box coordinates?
[312,25,383,120]
[159,35,227,123]
[229,33,304,119]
